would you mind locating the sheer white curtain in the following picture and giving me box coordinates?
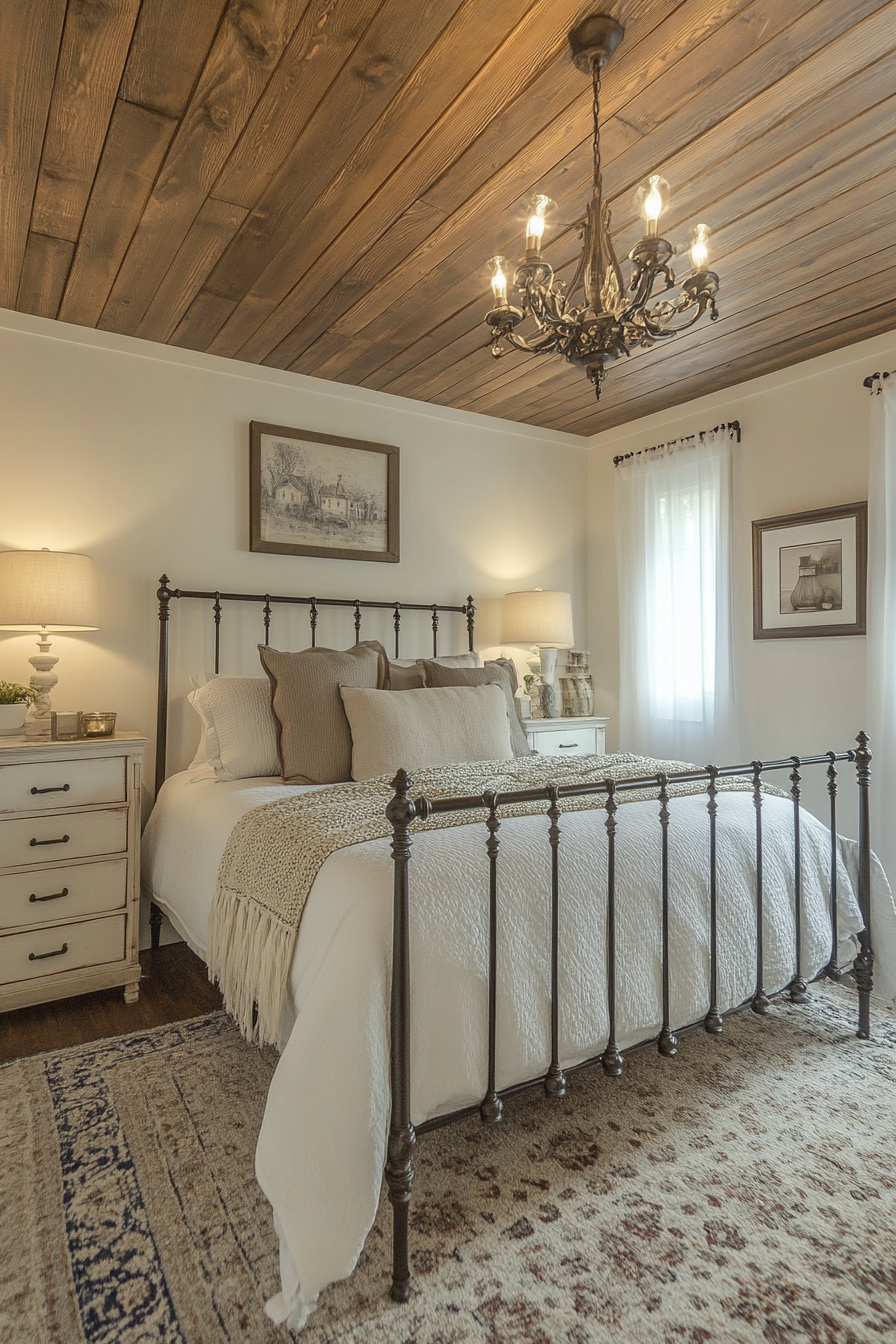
[615,428,739,764]
[868,380,896,885]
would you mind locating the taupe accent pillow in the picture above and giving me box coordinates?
[340,683,513,780]
[387,650,481,691]
[418,659,532,757]
[258,641,387,784]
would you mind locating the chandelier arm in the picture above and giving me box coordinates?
[625,259,676,318]
[636,294,716,339]
[525,286,577,334]
[503,328,563,355]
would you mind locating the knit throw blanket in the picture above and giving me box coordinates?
[208,752,775,1045]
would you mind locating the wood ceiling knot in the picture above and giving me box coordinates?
[355,55,402,87]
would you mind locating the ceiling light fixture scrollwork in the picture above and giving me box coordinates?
[483,14,720,401]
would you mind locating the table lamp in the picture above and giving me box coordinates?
[502,589,574,718]
[0,548,100,737]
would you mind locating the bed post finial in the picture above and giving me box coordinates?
[466,595,476,652]
[854,732,874,1039]
[386,770,417,1302]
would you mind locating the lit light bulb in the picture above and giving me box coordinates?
[525,194,553,254]
[690,223,711,271]
[638,174,669,237]
[488,256,509,306]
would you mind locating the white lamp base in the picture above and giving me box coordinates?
[24,636,58,738]
[538,646,560,718]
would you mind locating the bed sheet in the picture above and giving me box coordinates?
[142,767,896,1332]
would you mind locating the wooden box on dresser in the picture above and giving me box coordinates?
[0,733,148,1012]
[525,714,610,757]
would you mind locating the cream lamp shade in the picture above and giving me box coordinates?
[0,549,100,739]
[0,549,100,630]
[502,589,574,648]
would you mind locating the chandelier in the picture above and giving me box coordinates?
[484,14,720,400]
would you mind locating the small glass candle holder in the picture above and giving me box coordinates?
[79,711,117,738]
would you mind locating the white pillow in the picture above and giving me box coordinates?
[339,683,513,780]
[187,676,279,781]
[187,672,215,767]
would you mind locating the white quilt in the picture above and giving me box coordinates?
[142,767,896,1332]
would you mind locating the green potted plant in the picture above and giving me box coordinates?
[0,681,39,736]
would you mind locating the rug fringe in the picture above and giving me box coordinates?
[207,887,297,1046]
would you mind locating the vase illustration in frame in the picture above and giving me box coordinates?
[752,502,866,639]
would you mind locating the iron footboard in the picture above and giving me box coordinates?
[385,733,876,1303]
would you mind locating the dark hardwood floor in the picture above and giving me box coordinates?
[0,943,223,1063]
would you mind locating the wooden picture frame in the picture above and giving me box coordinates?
[250,421,399,563]
[752,501,867,640]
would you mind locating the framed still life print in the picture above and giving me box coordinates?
[250,421,399,563]
[752,501,867,639]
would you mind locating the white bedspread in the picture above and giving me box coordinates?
[142,766,896,1332]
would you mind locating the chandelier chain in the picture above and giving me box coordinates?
[592,66,602,193]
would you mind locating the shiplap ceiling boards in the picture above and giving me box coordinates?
[4,0,896,437]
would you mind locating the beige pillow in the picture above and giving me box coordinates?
[340,684,513,780]
[387,650,480,691]
[258,641,386,784]
[418,659,532,757]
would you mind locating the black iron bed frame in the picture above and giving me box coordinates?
[151,577,876,1308]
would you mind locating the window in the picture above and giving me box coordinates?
[615,427,739,763]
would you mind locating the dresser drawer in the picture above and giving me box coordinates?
[529,725,597,756]
[0,857,128,931]
[0,913,127,985]
[0,807,128,870]
[0,755,126,814]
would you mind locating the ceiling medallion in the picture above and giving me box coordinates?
[484,14,720,401]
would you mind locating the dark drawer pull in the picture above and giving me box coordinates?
[30,783,71,795]
[558,743,577,749]
[30,887,69,903]
[29,943,69,961]
[30,835,70,847]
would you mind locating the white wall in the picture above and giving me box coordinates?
[587,328,896,827]
[0,310,587,790]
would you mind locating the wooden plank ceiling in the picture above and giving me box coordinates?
[3,0,895,437]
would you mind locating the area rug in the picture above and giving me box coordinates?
[1,985,895,1344]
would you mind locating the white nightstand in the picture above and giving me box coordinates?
[0,732,148,1012]
[524,715,609,757]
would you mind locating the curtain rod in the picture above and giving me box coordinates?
[613,420,741,468]
[864,370,893,394]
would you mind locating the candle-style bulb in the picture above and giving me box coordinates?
[638,174,670,237]
[690,223,711,271]
[525,194,553,254]
[488,255,509,306]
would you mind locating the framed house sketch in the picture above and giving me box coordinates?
[250,421,399,563]
[752,501,867,639]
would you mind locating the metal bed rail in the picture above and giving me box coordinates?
[384,736,875,1304]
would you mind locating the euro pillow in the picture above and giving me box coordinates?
[187,676,279,781]
[388,650,480,691]
[339,683,513,780]
[417,658,532,757]
[259,641,387,785]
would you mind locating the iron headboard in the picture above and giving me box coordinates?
[154,574,476,797]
